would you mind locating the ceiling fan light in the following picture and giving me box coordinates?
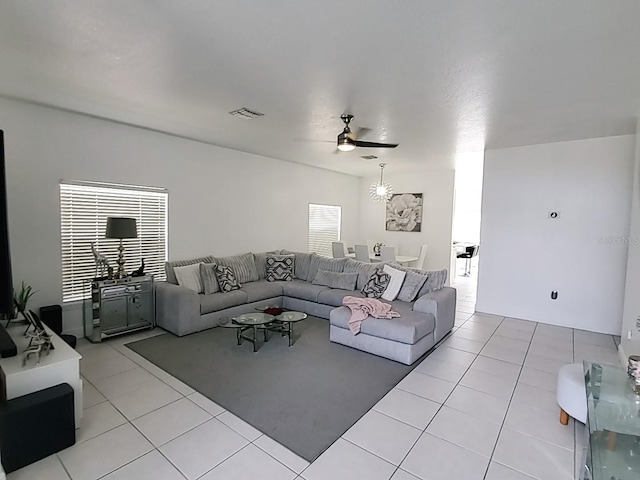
[337,132,356,152]
[337,143,356,152]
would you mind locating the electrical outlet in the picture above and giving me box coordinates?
[628,330,633,340]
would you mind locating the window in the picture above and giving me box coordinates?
[60,181,168,302]
[308,203,341,257]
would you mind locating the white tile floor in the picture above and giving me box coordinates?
[8,265,622,480]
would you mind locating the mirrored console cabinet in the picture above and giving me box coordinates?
[83,275,154,343]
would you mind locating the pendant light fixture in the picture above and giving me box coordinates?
[370,163,393,202]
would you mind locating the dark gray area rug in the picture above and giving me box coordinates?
[126,317,419,462]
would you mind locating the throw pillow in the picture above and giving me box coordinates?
[173,263,203,293]
[361,269,391,298]
[165,255,215,284]
[265,254,294,282]
[213,264,241,292]
[214,252,259,283]
[307,256,347,283]
[312,269,358,290]
[381,265,407,301]
[397,270,429,302]
[199,263,220,294]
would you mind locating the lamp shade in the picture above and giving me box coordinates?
[105,217,137,239]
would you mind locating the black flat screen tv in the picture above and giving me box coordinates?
[0,129,14,314]
[0,129,17,357]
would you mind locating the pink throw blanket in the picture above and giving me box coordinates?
[342,296,401,335]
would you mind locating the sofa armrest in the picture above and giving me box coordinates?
[155,281,200,336]
[413,286,457,342]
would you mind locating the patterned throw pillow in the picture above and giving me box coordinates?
[213,264,241,292]
[266,254,294,282]
[361,269,391,298]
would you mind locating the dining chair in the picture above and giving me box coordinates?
[366,239,376,253]
[354,245,370,262]
[412,244,428,270]
[331,242,346,258]
[380,246,396,263]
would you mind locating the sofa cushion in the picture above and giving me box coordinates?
[214,265,242,292]
[200,290,248,315]
[421,269,448,295]
[317,288,364,307]
[312,269,358,291]
[199,263,220,294]
[389,264,448,297]
[165,255,215,284]
[253,250,282,279]
[281,250,315,281]
[308,256,347,283]
[239,280,284,303]
[266,254,294,281]
[343,259,388,290]
[397,270,429,302]
[174,263,203,293]
[361,270,391,298]
[281,279,330,302]
[214,253,259,283]
[330,303,435,344]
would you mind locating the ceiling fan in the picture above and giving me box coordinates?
[336,114,399,152]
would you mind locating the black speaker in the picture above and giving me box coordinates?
[39,305,62,335]
[39,305,76,348]
[0,383,75,473]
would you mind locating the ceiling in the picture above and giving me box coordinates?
[0,1,639,177]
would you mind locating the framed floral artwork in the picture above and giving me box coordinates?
[385,193,423,232]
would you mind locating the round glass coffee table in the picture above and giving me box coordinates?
[230,313,275,352]
[270,311,308,346]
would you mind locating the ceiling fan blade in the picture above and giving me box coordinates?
[354,140,399,149]
[352,127,371,140]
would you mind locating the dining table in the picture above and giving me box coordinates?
[345,252,418,266]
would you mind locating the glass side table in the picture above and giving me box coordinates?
[582,361,640,480]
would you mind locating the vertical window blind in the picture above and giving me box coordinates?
[60,182,168,302]
[308,203,341,257]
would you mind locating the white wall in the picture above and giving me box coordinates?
[357,169,455,274]
[477,135,635,334]
[621,123,640,354]
[0,97,361,335]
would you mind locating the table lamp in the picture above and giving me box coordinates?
[105,217,137,278]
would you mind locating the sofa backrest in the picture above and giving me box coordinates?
[165,255,216,284]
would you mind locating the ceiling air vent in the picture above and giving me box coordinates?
[229,107,264,119]
[360,155,378,160]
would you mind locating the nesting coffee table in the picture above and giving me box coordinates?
[220,311,308,352]
[269,311,308,347]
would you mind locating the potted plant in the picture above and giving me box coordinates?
[10,281,36,325]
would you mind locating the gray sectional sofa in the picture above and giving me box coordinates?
[155,250,456,364]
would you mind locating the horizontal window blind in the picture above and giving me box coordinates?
[308,203,341,257]
[60,182,168,302]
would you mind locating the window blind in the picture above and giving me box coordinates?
[60,182,168,302]
[308,203,341,257]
